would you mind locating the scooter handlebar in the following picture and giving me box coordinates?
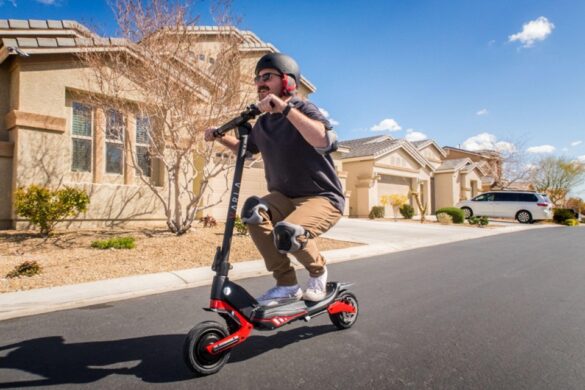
[213,104,262,138]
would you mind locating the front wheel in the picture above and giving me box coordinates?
[183,321,231,376]
[516,210,532,224]
[461,207,473,219]
[329,292,359,330]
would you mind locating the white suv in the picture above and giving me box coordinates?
[456,191,553,224]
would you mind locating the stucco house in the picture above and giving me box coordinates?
[337,135,487,218]
[0,19,324,229]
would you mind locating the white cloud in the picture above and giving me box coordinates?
[460,132,516,153]
[526,145,556,154]
[571,140,582,147]
[370,118,401,132]
[405,129,427,142]
[0,0,17,6]
[318,108,339,127]
[476,109,489,116]
[36,0,58,4]
[509,16,555,48]
[577,155,585,163]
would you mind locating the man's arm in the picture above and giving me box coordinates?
[204,129,240,153]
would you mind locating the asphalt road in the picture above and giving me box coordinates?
[1,226,585,389]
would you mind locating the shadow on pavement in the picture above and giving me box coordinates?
[0,325,337,386]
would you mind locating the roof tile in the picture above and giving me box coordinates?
[29,19,48,29]
[2,38,18,47]
[37,37,58,47]
[16,37,39,48]
[47,20,63,29]
[75,37,94,47]
[56,37,76,47]
[8,19,29,29]
[0,20,9,29]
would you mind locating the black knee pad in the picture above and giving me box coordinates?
[241,196,269,225]
[273,221,309,254]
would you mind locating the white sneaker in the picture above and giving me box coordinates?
[303,267,328,302]
[257,284,302,306]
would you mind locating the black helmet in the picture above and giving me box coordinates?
[255,52,300,85]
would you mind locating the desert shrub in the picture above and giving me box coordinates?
[91,236,136,249]
[199,215,217,228]
[399,204,415,219]
[436,212,453,225]
[6,261,42,278]
[368,206,385,219]
[562,218,579,227]
[469,216,489,227]
[435,207,465,224]
[234,216,248,235]
[14,185,90,236]
[553,208,578,224]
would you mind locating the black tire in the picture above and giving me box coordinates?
[183,321,231,376]
[329,292,359,330]
[516,210,532,224]
[461,207,473,219]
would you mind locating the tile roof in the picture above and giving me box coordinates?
[436,158,473,172]
[338,135,402,159]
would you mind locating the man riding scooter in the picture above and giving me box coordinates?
[205,53,344,306]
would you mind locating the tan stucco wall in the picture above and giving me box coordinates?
[343,159,374,217]
[419,145,443,169]
[433,172,455,210]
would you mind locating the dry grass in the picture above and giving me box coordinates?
[0,224,358,293]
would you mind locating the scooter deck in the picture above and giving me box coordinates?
[251,282,340,321]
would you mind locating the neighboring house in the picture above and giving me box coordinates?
[338,135,487,218]
[0,19,322,229]
[443,146,501,191]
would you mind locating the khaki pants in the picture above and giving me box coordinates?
[247,192,342,286]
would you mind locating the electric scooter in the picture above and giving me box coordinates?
[183,104,359,376]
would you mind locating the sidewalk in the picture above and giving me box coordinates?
[0,219,554,321]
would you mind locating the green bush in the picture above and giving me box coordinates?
[6,261,42,278]
[553,208,578,224]
[14,185,90,236]
[469,215,489,227]
[368,206,385,219]
[234,216,248,235]
[399,204,415,219]
[435,207,465,224]
[436,212,453,225]
[562,218,579,227]
[91,236,136,250]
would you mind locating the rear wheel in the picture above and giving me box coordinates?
[461,207,473,219]
[516,210,532,224]
[183,321,231,376]
[329,292,359,330]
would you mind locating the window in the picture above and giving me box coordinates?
[494,193,516,202]
[106,109,124,174]
[71,102,93,172]
[518,193,538,202]
[135,116,151,177]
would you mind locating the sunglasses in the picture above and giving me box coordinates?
[254,72,281,83]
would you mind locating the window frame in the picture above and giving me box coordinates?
[71,101,93,173]
[105,109,125,175]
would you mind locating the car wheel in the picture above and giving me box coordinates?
[461,207,473,219]
[516,210,532,224]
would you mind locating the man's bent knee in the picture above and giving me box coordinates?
[241,196,270,225]
[273,221,310,253]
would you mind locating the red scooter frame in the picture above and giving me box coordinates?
[183,105,359,376]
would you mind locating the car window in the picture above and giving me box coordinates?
[494,192,517,201]
[474,194,489,201]
[518,193,538,202]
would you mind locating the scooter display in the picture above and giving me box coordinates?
[183,105,359,376]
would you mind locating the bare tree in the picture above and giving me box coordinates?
[529,156,585,206]
[78,0,253,234]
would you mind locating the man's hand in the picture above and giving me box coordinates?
[204,128,218,142]
[257,94,287,114]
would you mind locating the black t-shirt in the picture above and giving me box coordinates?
[247,97,345,214]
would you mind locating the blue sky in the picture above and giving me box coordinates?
[2,0,585,194]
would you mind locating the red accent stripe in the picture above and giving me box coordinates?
[206,299,253,354]
[327,301,356,315]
